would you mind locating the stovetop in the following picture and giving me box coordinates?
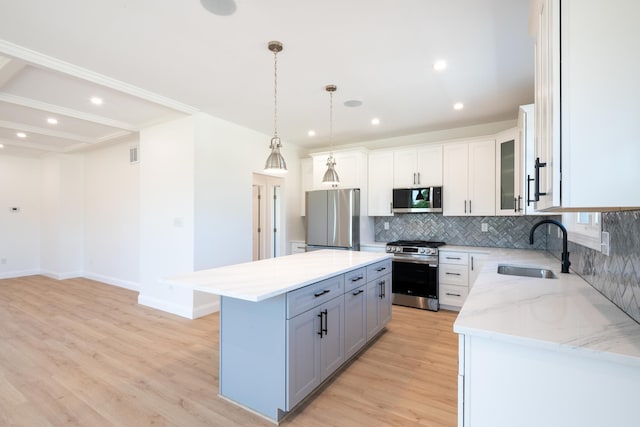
[386,240,446,248]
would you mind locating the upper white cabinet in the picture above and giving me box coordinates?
[393,145,443,187]
[495,127,522,216]
[531,0,640,211]
[443,139,495,216]
[368,151,394,216]
[311,150,367,190]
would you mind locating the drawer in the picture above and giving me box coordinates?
[440,284,468,307]
[287,275,344,319]
[439,264,468,286]
[366,259,392,282]
[439,251,469,265]
[344,267,367,292]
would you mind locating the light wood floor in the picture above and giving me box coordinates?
[0,275,458,426]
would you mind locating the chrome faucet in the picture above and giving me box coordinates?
[529,219,571,273]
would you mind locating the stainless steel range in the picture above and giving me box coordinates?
[386,240,445,311]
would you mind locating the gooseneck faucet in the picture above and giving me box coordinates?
[529,219,571,273]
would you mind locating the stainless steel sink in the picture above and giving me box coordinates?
[497,264,556,279]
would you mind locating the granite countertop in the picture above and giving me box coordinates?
[453,247,640,367]
[163,250,391,302]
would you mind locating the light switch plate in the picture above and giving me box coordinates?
[481,223,488,232]
[601,231,610,256]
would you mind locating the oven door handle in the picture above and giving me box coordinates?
[392,257,438,266]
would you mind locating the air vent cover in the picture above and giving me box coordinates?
[129,145,139,164]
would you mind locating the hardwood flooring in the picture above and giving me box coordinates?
[0,275,458,426]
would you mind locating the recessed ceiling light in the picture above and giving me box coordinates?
[16,132,27,138]
[433,60,447,71]
[47,117,58,125]
[90,97,103,105]
[308,130,316,137]
[371,118,380,125]
[453,102,464,110]
[344,99,363,108]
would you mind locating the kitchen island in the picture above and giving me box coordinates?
[164,250,392,423]
[451,247,640,427]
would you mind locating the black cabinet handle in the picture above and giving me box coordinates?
[534,157,547,201]
[322,309,328,335]
[518,195,523,212]
[469,200,472,214]
[471,256,474,271]
[350,275,364,282]
[314,289,330,297]
[446,292,462,297]
[446,272,461,276]
[527,174,535,206]
[464,200,467,214]
[446,257,461,260]
[317,312,324,338]
[375,267,386,272]
[352,289,364,296]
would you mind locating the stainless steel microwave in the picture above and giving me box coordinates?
[392,187,442,213]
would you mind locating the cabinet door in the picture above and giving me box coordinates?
[312,152,360,189]
[368,151,394,216]
[443,144,469,216]
[378,274,392,328]
[393,149,418,187]
[416,145,443,187]
[468,140,495,216]
[495,128,522,216]
[320,296,345,381]
[344,286,367,360]
[287,308,321,409]
[365,279,380,340]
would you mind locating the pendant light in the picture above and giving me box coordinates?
[322,84,339,185]
[264,41,287,174]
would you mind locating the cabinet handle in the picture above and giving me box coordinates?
[417,172,421,185]
[317,312,324,338]
[446,272,461,276]
[351,275,364,282]
[389,202,393,214]
[534,157,547,201]
[527,174,535,206]
[446,292,462,297]
[514,197,518,213]
[379,280,385,299]
[517,195,523,212]
[352,289,364,296]
[322,309,328,335]
[471,256,474,271]
[469,200,472,214]
[446,256,461,260]
[376,267,386,272]
[413,173,417,185]
[314,289,330,297]
[464,200,467,214]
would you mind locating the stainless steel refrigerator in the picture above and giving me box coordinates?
[305,188,360,251]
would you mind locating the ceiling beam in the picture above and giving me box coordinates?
[0,119,94,143]
[0,137,65,152]
[0,56,26,88]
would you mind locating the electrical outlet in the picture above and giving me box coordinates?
[481,223,488,232]
[0,258,6,265]
[9,207,20,213]
[384,222,390,230]
[601,231,610,256]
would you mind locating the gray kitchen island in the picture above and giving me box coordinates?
[164,249,392,423]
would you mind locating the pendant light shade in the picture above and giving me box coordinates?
[264,41,287,174]
[322,84,339,185]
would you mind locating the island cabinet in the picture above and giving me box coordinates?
[212,253,392,423]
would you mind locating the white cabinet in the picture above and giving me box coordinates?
[368,151,394,216]
[495,128,523,216]
[393,145,443,187]
[289,240,306,254]
[439,250,487,310]
[531,0,640,211]
[443,139,495,216]
[311,150,367,190]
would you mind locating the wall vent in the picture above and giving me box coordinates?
[129,145,139,164]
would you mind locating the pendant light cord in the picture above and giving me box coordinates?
[329,89,333,155]
[273,49,278,140]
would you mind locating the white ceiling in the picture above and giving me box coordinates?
[0,0,534,157]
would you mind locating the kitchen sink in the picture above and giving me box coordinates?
[497,264,556,279]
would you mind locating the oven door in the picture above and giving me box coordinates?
[391,257,438,299]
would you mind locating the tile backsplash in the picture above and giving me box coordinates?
[374,214,557,250]
[547,210,640,323]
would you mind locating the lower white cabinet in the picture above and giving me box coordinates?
[439,250,487,310]
[287,294,344,409]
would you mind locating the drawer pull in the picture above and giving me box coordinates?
[352,289,364,296]
[446,272,461,276]
[351,275,364,282]
[446,257,461,260]
[446,292,462,297]
[314,289,330,297]
[375,267,387,272]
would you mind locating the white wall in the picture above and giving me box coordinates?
[83,138,140,290]
[40,154,84,279]
[0,155,41,278]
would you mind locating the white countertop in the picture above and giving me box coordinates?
[163,250,391,302]
[453,247,640,367]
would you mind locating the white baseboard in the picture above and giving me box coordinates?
[83,272,139,292]
[138,294,195,319]
[40,270,83,280]
[193,299,220,318]
[0,269,41,279]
